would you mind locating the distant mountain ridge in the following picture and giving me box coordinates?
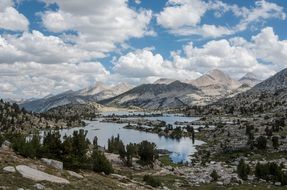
[99,81,201,109]
[252,68,287,91]
[207,68,287,115]
[20,83,132,112]
[239,72,261,87]
[21,69,262,111]
[189,69,241,89]
[153,78,176,85]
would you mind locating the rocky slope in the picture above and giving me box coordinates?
[239,72,261,87]
[20,83,131,112]
[42,102,102,121]
[204,68,287,115]
[99,81,201,109]
[0,100,69,133]
[153,78,176,85]
[21,69,262,111]
[189,69,241,89]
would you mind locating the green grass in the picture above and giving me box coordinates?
[158,155,184,167]
[209,150,287,163]
[191,183,287,190]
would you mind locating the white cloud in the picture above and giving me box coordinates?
[0,0,29,31]
[171,26,287,79]
[134,0,141,4]
[157,0,286,38]
[171,24,232,38]
[250,27,287,70]
[0,62,110,98]
[112,49,201,83]
[180,39,273,79]
[0,0,13,11]
[157,0,208,29]
[234,0,286,32]
[0,30,105,64]
[41,0,153,54]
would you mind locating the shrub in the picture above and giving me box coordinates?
[255,136,267,150]
[210,170,220,181]
[138,141,157,165]
[143,175,161,187]
[255,162,287,185]
[237,159,250,180]
[91,149,113,175]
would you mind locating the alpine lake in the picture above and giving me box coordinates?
[57,111,205,163]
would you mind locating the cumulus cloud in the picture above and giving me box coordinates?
[157,0,286,38]
[112,26,287,83]
[157,0,208,29]
[41,0,153,54]
[173,26,287,79]
[0,0,29,31]
[0,62,110,98]
[180,39,273,79]
[0,30,105,64]
[112,49,201,83]
[250,27,287,71]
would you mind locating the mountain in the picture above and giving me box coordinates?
[0,100,69,133]
[20,83,131,112]
[76,82,108,96]
[206,68,287,115]
[99,81,201,109]
[190,69,241,88]
[20,69,265,112]
[239,72,261,87]
[94,83,132,100]
[183,69,243,104]
[252,68,287,91]
[153,78,176,85]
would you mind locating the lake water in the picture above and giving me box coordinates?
[58,112,204,163]
[102,111,200,125]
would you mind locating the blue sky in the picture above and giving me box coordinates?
[0,0,287,99]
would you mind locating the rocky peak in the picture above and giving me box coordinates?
[191,69,240,89]
[153,78,176,85]
[77,82,108,96]
[239,72,261,87]
[253,68,287,91]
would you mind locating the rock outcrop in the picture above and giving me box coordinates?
[15,165,69,184]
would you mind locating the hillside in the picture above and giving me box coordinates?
[99,81,201,109]
[239,72,261,87]
[20,69,262,111]
[20,83,131,112]
[42,102,102,121]
[0,100,70,133]
[197,68,287,116]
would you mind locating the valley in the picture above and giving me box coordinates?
[1,68,287,190]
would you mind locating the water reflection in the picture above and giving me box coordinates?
[58,118,204,163]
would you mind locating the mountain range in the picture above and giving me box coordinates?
[20,83,132,112]
[20,69,262,112]
[207,68,287,115]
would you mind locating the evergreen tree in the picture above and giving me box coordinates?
[210,170,220,181]
[91,149,113,175]
[237,159,250,180]
[272,136,279,149]
[255,136,267,150]
[138,141,157,165]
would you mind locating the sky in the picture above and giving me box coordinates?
[0,0,287,99]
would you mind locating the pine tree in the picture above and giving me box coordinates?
[237,159,250,180]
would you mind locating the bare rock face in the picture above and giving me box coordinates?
[16,165,69,184]
[67,170,84,179]
[33,183,45,190]
[1,140,12,151]
[3,166,16,173]
[41,158,63,170]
